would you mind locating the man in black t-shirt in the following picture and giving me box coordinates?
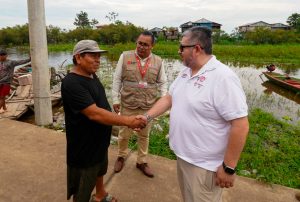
[62,40,146,202]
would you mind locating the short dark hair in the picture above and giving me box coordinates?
[0,49,7,55]
[140,31,155,44]
[183,26,212,54]
[72,53,87,65]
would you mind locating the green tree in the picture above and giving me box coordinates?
[287,13,300,30]
[105,12,119,23]
[47,25,63,44]
[74,11,98,28]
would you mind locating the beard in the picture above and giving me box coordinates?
[182,55,194,68]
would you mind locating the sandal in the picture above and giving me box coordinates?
[90,193,118,202]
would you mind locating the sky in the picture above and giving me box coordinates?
[0,0,299,34]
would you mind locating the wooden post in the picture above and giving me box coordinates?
[27,0,53,125]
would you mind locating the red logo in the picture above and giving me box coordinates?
[198,76,206,82]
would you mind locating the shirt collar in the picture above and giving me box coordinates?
[191,55,217,78]
[134,50,152,62]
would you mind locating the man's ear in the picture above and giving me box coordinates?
[75,54,82,64]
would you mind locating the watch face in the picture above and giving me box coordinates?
[222,162,235,175]
[225,167,235,175]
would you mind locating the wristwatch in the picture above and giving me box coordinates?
[143,113,153,122]
[222,162,236,175]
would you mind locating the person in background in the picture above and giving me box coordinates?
[112,31,167,178]
[143,27,249,202]
[0,49,31,113]
[61,40,146,202]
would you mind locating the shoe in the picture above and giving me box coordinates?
[136,163,154,178]
[114,157,125,173]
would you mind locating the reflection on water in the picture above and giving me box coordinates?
[9,49,300,124]
[261,81,300,104]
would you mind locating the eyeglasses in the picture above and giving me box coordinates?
[179,44,199,53]
[136,41,151,49]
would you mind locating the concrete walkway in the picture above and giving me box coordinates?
[0,118,299,202]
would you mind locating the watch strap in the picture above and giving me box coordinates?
[222,161,236,175]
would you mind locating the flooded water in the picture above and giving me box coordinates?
[9,48,300,124]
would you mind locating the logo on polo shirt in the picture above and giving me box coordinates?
[198,76,206,82]
[181,73,188,78]
[194,76,206,88]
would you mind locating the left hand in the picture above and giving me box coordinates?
[215,165,236,188]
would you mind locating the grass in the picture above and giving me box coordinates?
[46,42,300,67]
[128,109,300,189]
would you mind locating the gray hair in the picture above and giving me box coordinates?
[182,26,212,54]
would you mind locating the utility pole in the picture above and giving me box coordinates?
[27,0,53,125]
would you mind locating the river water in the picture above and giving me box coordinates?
[8,49,300,124]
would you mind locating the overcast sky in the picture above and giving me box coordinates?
[0,0,299,34]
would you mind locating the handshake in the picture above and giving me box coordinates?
[113,104,152,131]
[126,114,151,131]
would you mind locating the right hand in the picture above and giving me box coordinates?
[127,115,147,129]
[113,104,120,114]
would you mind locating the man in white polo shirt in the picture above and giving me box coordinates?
[144,26,249,202]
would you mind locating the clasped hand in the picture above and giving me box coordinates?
[128,115,148,131]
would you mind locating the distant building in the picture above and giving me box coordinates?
[163,27,179,40]
[179,18,222,32]
[149,27,179,40]
[94,24,109,29]
[149,27,163,37]
[238,21,290,32]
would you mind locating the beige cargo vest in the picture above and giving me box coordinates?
[121,50,162,109]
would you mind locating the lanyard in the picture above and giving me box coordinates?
[135,53,151,79]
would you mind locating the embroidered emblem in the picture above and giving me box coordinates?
[181,73,188,78]
[194,76,205,88]
[194,82,203,88]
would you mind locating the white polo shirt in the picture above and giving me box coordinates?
[169,56,248,172]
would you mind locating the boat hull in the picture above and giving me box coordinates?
[263,72,300,93]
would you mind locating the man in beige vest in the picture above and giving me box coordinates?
[112,31,167,177]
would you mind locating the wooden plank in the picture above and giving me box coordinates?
[6,99,32,103]
[0,103,19,119]
[17,85,31,98]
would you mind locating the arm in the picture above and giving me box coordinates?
[12,58,31,66]
[81,103,146,129]
[215,116,249,188]
[145,93,172,121]
[111,54,124,113]
[156,61,168,96]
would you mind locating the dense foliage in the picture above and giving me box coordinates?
[1,13,300,46]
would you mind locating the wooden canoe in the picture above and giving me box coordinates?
[0,65,63,120]
[263,72,300,93]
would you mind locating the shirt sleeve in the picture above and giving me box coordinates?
[11,58,31,67]
[156,60,168,96]
[62,78,95,115]
[111,54,124,105]
[213,74,248,121]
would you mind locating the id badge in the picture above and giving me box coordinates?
[138,81,148,88]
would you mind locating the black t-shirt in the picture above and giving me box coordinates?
[61,73,112,168]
